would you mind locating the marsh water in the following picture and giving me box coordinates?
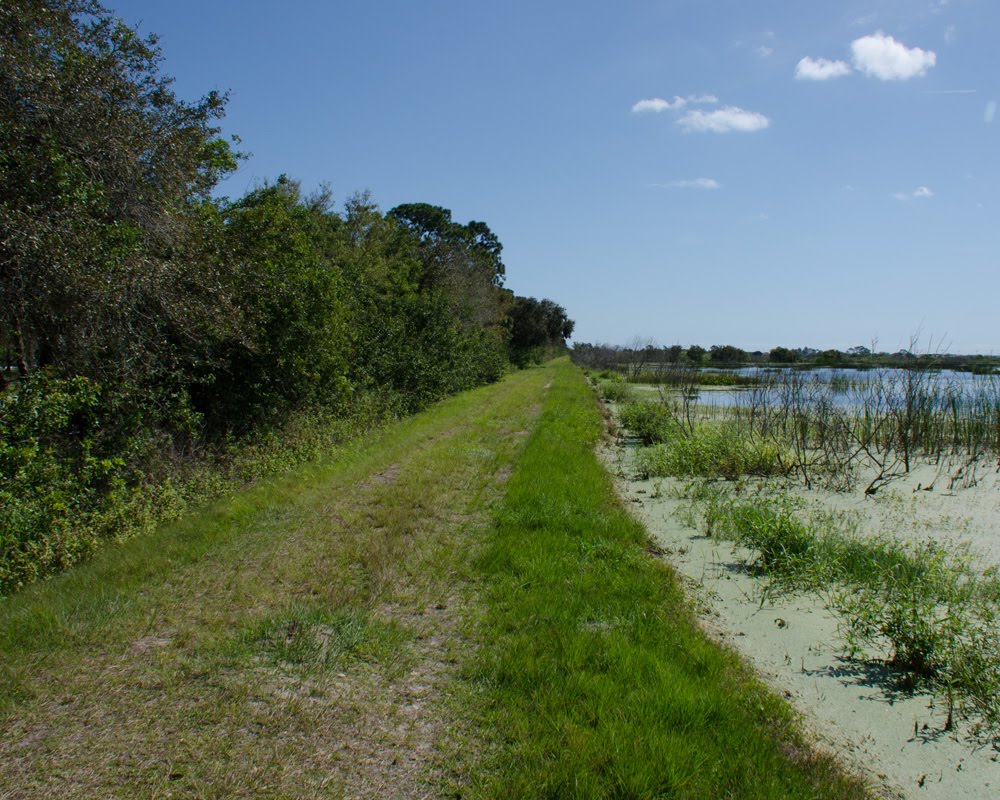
[655,367,999,410]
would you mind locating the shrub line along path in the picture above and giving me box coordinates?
[1,361,868,798]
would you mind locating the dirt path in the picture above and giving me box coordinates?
[0,370,549,799]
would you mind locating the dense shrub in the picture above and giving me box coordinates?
[0,375,399,593]
[597,376,634,403]
[0,373,140,591]
[617,400,676,444]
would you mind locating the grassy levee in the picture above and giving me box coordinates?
[0,359,868,798]
[471,360,868,799]
[0,366,551,798]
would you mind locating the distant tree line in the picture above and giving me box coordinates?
[572,340,999,374]
[0,0,572,591]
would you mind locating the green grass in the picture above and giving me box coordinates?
[627,369,762,387]
[0,360,872,798]
[615,398,788,481]
[237,603,394,671]
[633,420,788,481]
[468,362,867,799]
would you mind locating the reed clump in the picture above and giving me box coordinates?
[615,364,1000,493]
[634,425,787,481]
[734,367,1000,492]
[597,374,636,403]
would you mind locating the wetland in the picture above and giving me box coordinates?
[596,365,1000,799]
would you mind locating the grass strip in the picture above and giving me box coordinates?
[469,360,868,799]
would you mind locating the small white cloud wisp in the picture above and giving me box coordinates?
[631,94,717,113]
[851,32,936,80]
[632,98,676,113]
[795,56,852,80]
[665,178,721,189]
[893,186,934,200]
[676,106,769,133]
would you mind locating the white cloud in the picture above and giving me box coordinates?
[667,178,721,190]
[795,56,852,81]
[985,100,997,123]
[756,46,774,58]
[631,94,717,113]
[632,98,674,113]
[893,186,934,200]
[944,25,957,44]
[676,106,770,133]
[850,32,936,80]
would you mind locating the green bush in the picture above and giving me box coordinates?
[617,400,676,444]
[0,373,394,594]
[597,375,634,403]
[0,373,142,592]
[721,497,815,571]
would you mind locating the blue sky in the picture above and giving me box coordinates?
[111,0,998,353]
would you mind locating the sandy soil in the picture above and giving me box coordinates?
[603,439,1000,800]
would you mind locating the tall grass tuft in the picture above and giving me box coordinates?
[630,420,788,481]
[596,374,635,403]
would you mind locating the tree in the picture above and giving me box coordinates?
[386,203,510,352]
[686,345,706,364]
[0,0,241,392]
[569,342,617,371]
[815,349,846,367]
[193,177,351,430]
[508,296,574,366]
[709,344,748,365]
[769,346,799,364]
[388,202,505,289]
